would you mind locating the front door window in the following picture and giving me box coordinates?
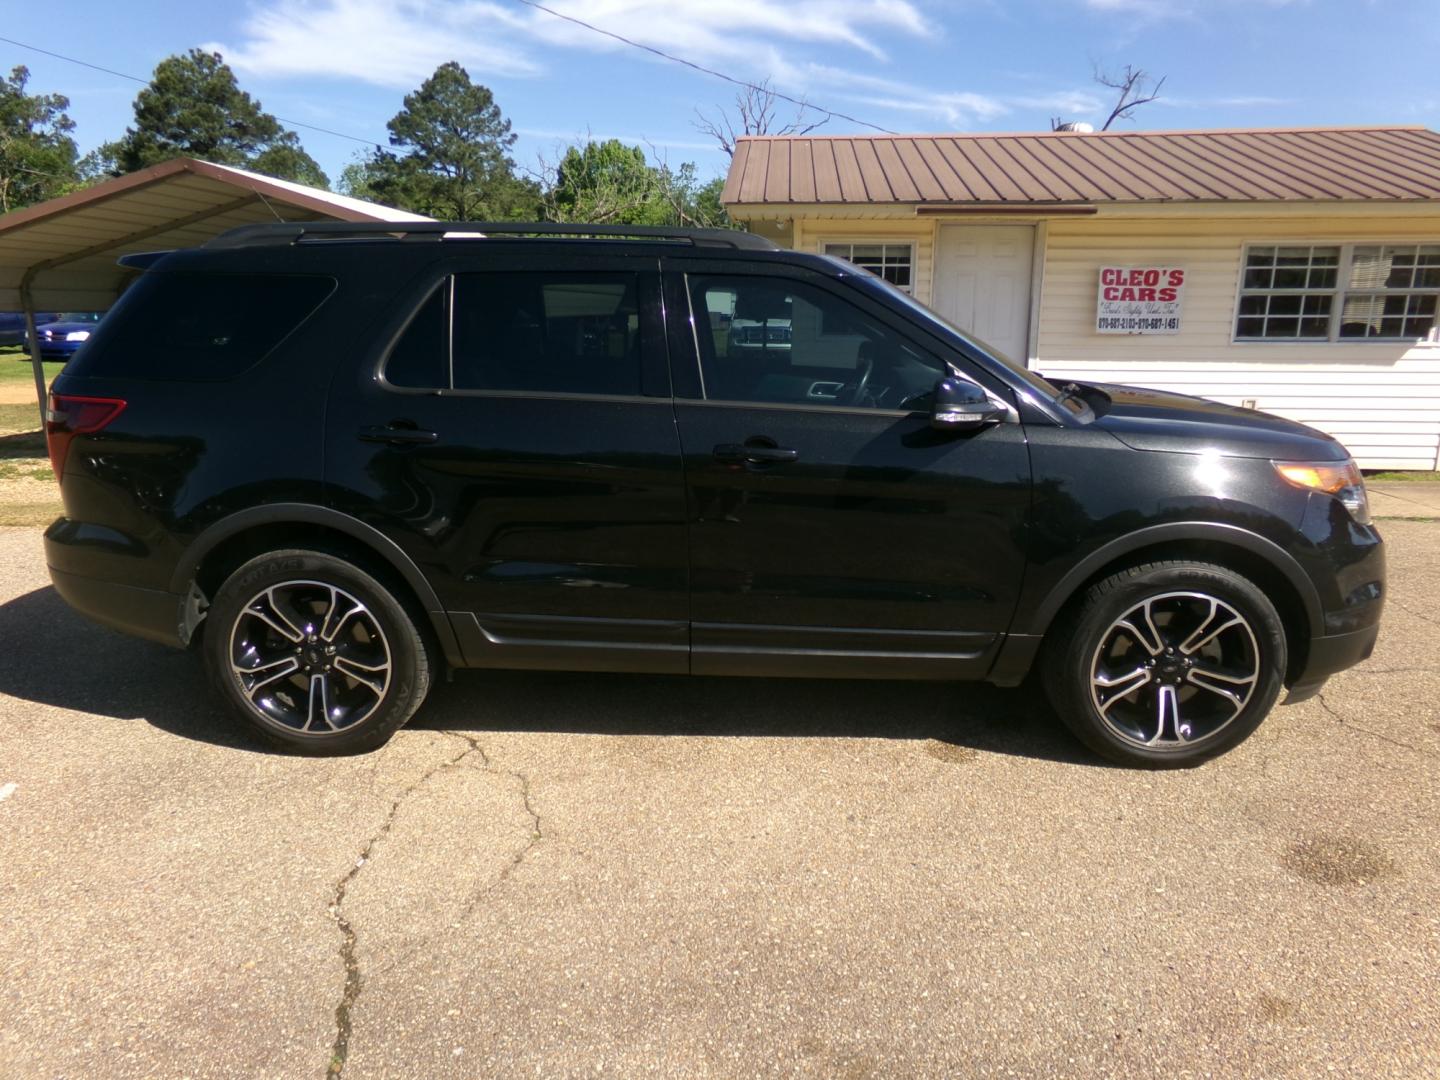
[687,275,945,410]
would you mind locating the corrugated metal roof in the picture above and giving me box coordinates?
[0,157,430,310]
[721,126,1440,208]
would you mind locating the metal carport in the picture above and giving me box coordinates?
[0,157,429,421]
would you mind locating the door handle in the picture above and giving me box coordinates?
[713,442,798,465]
[359,424,439,446]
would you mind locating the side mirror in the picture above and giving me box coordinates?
[930,377,1007,431]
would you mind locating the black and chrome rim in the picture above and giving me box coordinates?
[1088,591,1260,749]
[228,580,392,735]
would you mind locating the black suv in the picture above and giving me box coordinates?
[43,222,1384,766]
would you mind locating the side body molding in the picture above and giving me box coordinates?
[170,502,465,667]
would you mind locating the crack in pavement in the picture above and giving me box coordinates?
[323,733,546,1078]
[1342,666,1440,675]
[1392,601,1440,629]
[448,731,545,925]
[324,738,482,1079]
[1316,692,1432,757]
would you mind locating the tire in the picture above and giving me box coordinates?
[1042,561,1287,768]
[203,549,432,755]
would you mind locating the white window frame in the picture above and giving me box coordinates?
[821,240,916,295]
[1233,241,1440,345]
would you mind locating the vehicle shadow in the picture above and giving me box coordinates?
[0,585,1106,767]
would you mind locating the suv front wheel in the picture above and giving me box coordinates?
[203,549,432,754]
[1043,561,1287,767]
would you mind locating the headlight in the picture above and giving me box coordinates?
[1273,458,1371,525]
[64,330,91,342]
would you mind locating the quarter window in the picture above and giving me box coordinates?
[71,272,334,380]
[1236,244,1440,342]
[823,242,914,293]
[384,272,643,396]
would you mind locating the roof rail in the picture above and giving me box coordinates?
[206,221,778,251]
[116,250,174,270]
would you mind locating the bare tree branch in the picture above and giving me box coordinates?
[1050,62,1165,131]
[1094,63,1166,130]
[694,79,829,159]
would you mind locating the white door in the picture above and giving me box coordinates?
[933,225,1034,364]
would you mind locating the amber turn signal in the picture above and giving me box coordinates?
[1272,459,1371,524]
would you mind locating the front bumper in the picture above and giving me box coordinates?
[1283,621,1380,704]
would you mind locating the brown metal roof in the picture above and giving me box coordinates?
[0,157,428,310]
[721,126,1440,208]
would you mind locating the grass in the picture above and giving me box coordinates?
[1367,471,1440,483]
[0,460,52,481]
[0,502,60,527]
[0,391,58,527]
[0,347,64,387]
[0,405,45,454]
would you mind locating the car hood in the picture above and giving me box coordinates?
[1082,382,1347,461]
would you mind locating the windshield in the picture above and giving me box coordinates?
[828,256,1064,401]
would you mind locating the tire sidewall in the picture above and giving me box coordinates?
[203,549,428,755]
[1049,563,1287,767]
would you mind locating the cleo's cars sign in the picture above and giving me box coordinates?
[1096,266,1185,334]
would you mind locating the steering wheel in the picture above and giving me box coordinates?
[842,354,874,407]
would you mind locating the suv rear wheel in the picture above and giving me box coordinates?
[1043,561,1287,767]
[203,549,431,755]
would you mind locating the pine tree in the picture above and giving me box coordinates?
[95,50,327,187]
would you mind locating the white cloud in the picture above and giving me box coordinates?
[211,0,932,87]
[767,62,1105,129]
[1159,94,1292,108]
[517,127,718,152]
[1082,0,1302,18]
[207,1,542,88]
[210,0,1111,135]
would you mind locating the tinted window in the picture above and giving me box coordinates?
[73,272,334,380]
[381,272,644,396]
[688,275,944,409]
[384,284,450,389]
[453,273,641,395]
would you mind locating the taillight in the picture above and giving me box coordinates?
[45,393,126,480]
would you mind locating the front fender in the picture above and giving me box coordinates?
[1016,520,1324,639]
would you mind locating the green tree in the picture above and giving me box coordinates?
[357,62,539,220]
[0,66,79,213]
[96,49,327,187]
[337,153,382,201]
[543,139,733,229]
[664,167,731,229]
[547,139,668,225]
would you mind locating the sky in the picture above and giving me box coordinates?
[5,0,1439,191]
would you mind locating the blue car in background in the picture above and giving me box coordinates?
[27,312,105,359]
[0,311,60,347]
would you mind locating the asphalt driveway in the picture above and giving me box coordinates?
[0,521,1436,1078]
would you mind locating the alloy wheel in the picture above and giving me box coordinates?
[1088,591,1260,749]
[228,580,392,735]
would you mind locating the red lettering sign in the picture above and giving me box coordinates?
[1096,266,1186,335]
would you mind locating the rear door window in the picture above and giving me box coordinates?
[384,272,643,397]
[71,272,335,380]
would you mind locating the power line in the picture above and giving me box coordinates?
[0,35,383,147]
[3,19,898,149]
[511,0,897,135]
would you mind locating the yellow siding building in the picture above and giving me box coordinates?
[723,128,1440,470]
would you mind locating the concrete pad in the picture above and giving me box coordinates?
[0,522,1435,1078]
[1368,481,1440,520]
